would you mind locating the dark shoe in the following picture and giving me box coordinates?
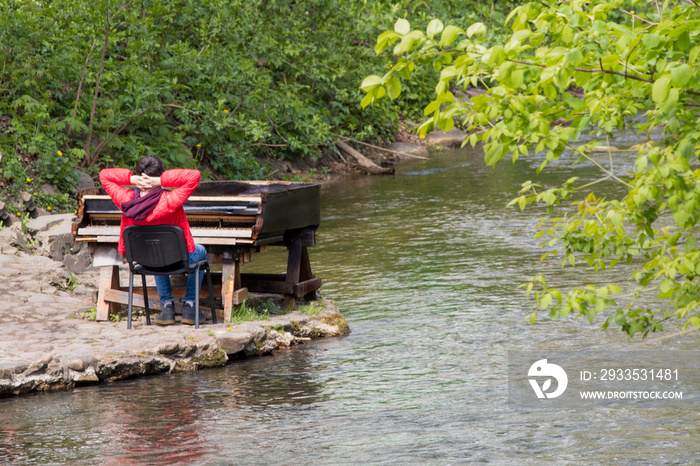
[154,302,176,325]
[181,301,206,325]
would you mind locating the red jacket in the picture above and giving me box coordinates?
[99,168,200,254]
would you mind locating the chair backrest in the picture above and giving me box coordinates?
[123,225,190,268]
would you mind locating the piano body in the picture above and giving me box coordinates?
[72,180,322,322]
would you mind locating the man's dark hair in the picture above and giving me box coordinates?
[134,155,164,177]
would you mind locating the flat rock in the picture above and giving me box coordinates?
[26,213,74,235]
[215,330,253,354]
[426,127,468,148]
[27,294,58,304]
[0,361,30,379]
[62,355,98,372]
[389,142,429,160]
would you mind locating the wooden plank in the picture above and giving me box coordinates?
[106,288,161,309]
[96,236,120,243]
[222,257,247,322]
[113,285,222,299]
[300,246,312,280]
[299,246,318,301]
[104,289,223,322]
[241,277,294,295]
[286,235,302,285]
[284,235,303,309]
[96,265,121,321]
[241,273,286,282]
[284,295,296,309]
[293,278,322,297]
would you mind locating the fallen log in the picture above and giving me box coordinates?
[336,141,393,174]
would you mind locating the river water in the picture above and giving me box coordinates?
[2,138,700,464]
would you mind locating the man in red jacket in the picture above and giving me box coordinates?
[99,155,207,326]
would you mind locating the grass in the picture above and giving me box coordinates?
[299,303,323,316]
[229,300,271,324]
[75,307,97,321]
[54,274,80,292]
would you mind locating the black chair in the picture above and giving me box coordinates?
[123,225,217,329]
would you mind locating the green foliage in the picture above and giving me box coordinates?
[230,300,271,324]
[76,307,97,321]
[53,274,80,292]
[1,0,494,193]
[299,302,323,315]
[365,1,700,336]
[31,190,76,213]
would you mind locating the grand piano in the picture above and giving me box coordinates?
[72,180,322,322]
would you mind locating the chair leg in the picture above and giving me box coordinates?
[127,272,134,330]
[206,264,217,324]
[141,274,151,325]
[195,264,201,329]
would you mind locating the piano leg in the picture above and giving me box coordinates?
[300,246,317,301]
[284,235,303,309]
[284,237,320,309]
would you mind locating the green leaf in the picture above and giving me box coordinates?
[439,25,463,47]
[690,46,700,65]
[375,31,399,54]
[651,75,671,105]
[484,143,505,166]
[673,209,689,227]
[540,293,553,309]
[659,279,674,294]
[592,20,607,34]
[437,114,454,131]
[466,22,486,38]
[676,27,690,51]
[601,54,618,69]
[386,77,401,99]
[642,34,660,48]
[510,70,524,89]
[360,75,382,92]
[394,19,410,35]
[360,89,377,108]
[671,64,691,87]
[426,19,444,39]
[566,48,583,66]
[660,88,679,114]
[487,45,507,66]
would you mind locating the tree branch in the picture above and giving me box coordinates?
[504,57,700,97]
[567,144,633,188]
[92,104,187,159]
[84,9,111,167]
[67,38,98,138]
[617,8,658,25]
[333,134,429,160]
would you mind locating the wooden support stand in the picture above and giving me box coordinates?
[93,227,321,321]
[222,252,249,323]
[241,227,322,309]
[96,265,121,321]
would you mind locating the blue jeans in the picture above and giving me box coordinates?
[155,243,207,305]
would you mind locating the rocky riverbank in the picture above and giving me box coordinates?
[0,130,471,399]
[0,216,349,399]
